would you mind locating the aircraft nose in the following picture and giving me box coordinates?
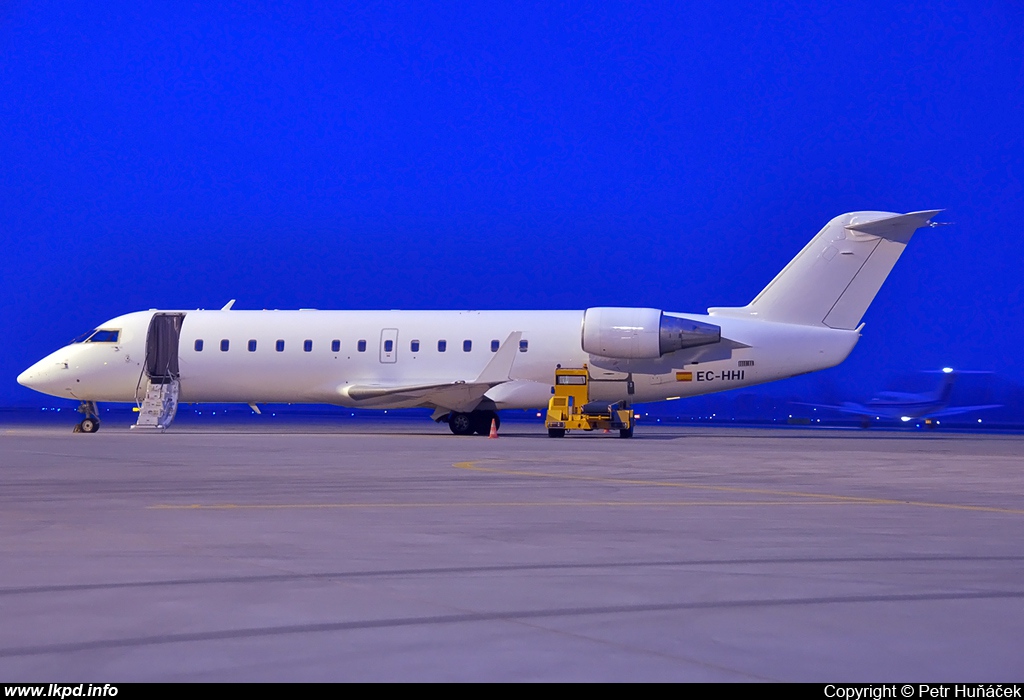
[17,357,72,397]
[17,367,37,388]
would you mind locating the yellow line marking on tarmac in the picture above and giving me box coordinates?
[149,500,859,510]
[452,460,1024,516]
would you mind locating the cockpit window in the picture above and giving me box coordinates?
[72,329,120,343]
[89,330,120,343]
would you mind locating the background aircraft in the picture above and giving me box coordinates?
[794,368,1001,426]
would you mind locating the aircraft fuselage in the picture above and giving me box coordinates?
[18,308,859,409]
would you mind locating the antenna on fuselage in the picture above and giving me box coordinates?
[221,299,236,311]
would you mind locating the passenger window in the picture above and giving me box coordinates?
[248,340,257,352]
[519,339,528,353]
[276,340,285,352]
[438,340,447,352]
[194,339,204,352]
[463,340,472,352]
[304,340,313,352]
[411,340,420,352]
[331,340,340,352]
[358,340,367,352]
[221,339,230,352]
[384,339,394,352]
[491,339,499,352]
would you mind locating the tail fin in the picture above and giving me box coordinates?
[934,371,957,405]
[709,210,941,329]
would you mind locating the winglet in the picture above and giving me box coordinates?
[221,299,236,311]
[474,332,522,385]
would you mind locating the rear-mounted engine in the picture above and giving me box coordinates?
[581,307,721,359]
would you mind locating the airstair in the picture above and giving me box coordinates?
[132,312,185,430]
[132,378,180,430]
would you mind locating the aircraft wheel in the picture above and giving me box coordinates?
[618,426,634,439]
[448,412,475,436]
[80,418,100,434]
[547,428,565,438]
[472,410,499,435]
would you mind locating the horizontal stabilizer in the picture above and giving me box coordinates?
[845,210,943,241]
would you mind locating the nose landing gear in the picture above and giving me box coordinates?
[73,401,100,433]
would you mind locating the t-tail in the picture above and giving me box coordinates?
[709,210,941,329]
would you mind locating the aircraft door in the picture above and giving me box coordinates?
[380,328,398,363]
[145,313,185,383]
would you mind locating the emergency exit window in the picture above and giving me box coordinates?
[384,340,394,352]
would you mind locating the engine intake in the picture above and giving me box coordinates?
[581,307,721,359]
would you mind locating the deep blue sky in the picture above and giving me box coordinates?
[3,1,1022,406]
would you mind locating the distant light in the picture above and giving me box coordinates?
[942,367,954,374]
[901,416,912,422]
[978,419,982,423]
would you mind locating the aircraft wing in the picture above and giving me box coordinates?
[341,331,522,413]
[923,404,1002,419]
[790,401,879,417]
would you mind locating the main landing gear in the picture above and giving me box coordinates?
[73,401,100,433]
[447,410,500,436]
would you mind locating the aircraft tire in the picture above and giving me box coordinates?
[448,412,475,436]
[80,418,100,434]
[472,410,499,435]
[618,426,634,439]
[547,428,565,438]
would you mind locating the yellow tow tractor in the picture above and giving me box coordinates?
[545,365,634,438]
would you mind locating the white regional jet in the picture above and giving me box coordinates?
[18,210,941,436]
